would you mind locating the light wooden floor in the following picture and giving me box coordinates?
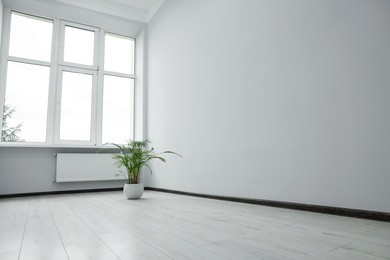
[0,191,389,260]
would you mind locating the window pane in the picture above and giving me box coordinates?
[9,12,53,61]
[64,26,94,66]
[2,62,50,142]
[60,71,92,141]
[102,75,134,144]
[104,33,134,74]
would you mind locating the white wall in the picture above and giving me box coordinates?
[0,148,124,195]
[0,0,3,50]
[146,0,390,212]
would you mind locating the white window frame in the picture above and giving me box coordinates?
[0,7,137,147]
[59,21,99,71]
[100,31,136,146]
[55,67,98,146]
[0,10,56,145]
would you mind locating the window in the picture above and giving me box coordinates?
[63,25,95,66]
[9,12,53,61]
[104,33,135,74]
[102,33,135,144]
[0,11,136,146]
[2,12,53,143]
[102,75,134,144]
[59,70,94,142]
[4,62,50,142]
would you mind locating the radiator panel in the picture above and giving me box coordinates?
[55,153,126,182]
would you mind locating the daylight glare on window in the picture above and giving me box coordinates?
[59,71,93,141]
[9,12,53,62]
[104,33,135,74]
[3,62,50,142]
[64,26,95,66]
[102,75,134,144]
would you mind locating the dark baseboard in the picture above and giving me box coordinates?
[2,186,388,222]
[145,187,390,222]
[0,187,122,199]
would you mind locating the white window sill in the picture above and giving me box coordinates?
[0,142,118,149]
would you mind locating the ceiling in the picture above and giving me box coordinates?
[107,0,163,11]
[35,0,165,23]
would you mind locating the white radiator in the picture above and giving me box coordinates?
[55,153,126,182]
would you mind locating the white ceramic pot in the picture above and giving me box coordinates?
[123,183,144,199]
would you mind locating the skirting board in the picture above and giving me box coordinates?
[1,186,388,222]
[145,187,390,222]
[0,187,123,199]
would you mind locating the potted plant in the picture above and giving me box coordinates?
[110,139,180,199]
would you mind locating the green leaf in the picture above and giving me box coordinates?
[98,139,181,178]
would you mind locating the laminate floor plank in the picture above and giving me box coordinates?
[47,198,121,260]
[54,226,120,260]
[83,195,232,246]
[0,198,29,255]
[72,208,129,239]
[72,206,174,259]
[24,197,57,233]
[201,239,294,260]
[19,197,69,260]
[0,191,389,260]
[100,234,173,260]
[0,251,19,260]
[329,242,390,260]
[57,195,172,259]
[88,201,225,259]
[19,229,69,260]
[0,201,10,219]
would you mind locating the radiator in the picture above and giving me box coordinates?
[55,153,126,182]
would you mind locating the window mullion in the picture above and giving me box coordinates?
[0,8,13,137]
[90,28,101,146]
[7,56,51,67]
[90,71,99,146]
[57,62,98,71]
[53,21,66,144]
[95,29,105,146]
[46,18,61,145]
[53,68,63,144]
[103,70,135,79]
